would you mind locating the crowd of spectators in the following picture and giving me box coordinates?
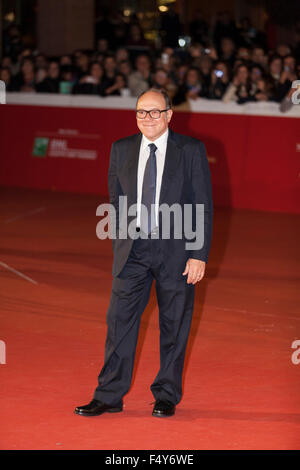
[1,9,299,106]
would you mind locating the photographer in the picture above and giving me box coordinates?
[208,61,230,99]
[222,63,255,104]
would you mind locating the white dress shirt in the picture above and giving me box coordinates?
[136,128,169,228]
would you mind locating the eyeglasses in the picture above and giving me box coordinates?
[136,108,170,119]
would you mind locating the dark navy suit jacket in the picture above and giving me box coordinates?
[108,128,213,280]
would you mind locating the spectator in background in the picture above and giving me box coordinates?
[118,60,132,80]
[35,60,60,93]
[103,54,117,89]
[272,54,298,102]
[35,54,48,70]
[18,48,33,59]
[128,54,152,97]
[283,55,296,76]
[13,57,35,91]
[73,61,106,96]
[103,54,117,77]
[268,55,282,82]
[173,66,202,105]
[160,48,180,89]
[0,55,19,78]
[208,61,230,99]
[59,65,76,93]
[253,77,272,102]
[46,60,61,91]
[276,44,291,58]
[249,64,265,94]
[222,63,254,104]
[198,55,213,98]
[156,47,177,75]
[174,63,189,87]
[35,67,48,92]
[104,73,128,96]
[0,67,16,91]
[232,56,245,70]
[1,56,13,70]
[267,54,296,102]
[60,55,73,66]
[152,68,177,99]
[75,51,90,79]
[95,52,105,65]
[14,48,34,77]
[188,42,203,63]
[184,67,203,100]
[236,46,251,63]
[115,47,130,66]
[20,67,35,93]
[219,37,236,68]
[251,46,268,71]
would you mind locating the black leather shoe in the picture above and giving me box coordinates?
[152,400,175,417]
[74,399,123,417]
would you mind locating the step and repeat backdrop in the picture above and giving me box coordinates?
[0,94,299,213]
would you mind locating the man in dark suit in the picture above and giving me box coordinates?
[75,88,213,418]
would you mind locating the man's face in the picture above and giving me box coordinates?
[136,91,173,141]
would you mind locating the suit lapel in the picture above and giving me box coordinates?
[126,133,142,206]
[159,129,181,205]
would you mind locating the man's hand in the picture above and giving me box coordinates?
[182,259,206,284]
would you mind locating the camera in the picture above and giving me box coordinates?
[214,70,224,78]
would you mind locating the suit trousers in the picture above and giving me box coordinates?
[93,229,195,406]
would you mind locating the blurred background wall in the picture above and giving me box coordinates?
[0,0,299,57]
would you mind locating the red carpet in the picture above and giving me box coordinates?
[0,187,299,450]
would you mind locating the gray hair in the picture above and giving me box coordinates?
[136,88,172,109]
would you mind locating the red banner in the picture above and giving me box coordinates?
[0,104,299,213]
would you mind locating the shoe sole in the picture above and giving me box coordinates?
[152,411,175,418]
[74,408,123,417]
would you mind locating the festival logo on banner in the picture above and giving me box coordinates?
[32,129,99,160]
[32,137,49,157]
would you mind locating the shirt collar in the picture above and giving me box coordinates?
[141,128,169,153]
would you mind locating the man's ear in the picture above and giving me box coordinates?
[167,109,173,122]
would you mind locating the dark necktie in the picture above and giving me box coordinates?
[140,143,157,234]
